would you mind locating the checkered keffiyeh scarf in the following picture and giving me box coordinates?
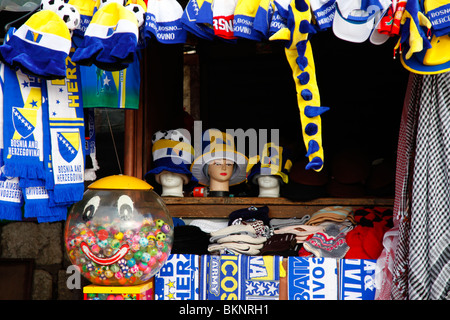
[391,72,450,300]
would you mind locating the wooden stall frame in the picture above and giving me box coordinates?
[162,196,394,218]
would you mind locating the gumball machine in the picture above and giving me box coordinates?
[64,175,173,290]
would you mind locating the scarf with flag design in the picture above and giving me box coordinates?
[2,64,46,184]
[44,51,85,206]
[0,63,24,220]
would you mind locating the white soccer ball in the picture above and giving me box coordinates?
[152,130,168,144]
[98,0,125,10]
[56,4,81,30]
[40,0,65,11]
[125,3,145,27]
[168,130,190,143]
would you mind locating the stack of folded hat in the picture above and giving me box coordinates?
[259,233,299,256]
[227,206,271,226]
[262,215,322,256]
[208,223,268,255]
[305,205,356,233]
[292,206,356,259]
[270,215,324,243]
[208,206,272,255]
[301,224,350,259]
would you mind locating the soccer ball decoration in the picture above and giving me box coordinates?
[167,129,189,143]
[56,4,80,30]
[125,3,145,27]
[40,0,65,11]
[152,130,168,144]
[64,175,174,286]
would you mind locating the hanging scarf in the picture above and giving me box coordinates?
[0,63,24,221]
[405,73,450,300]
[392,73,450,300]
[23,184,68,223]
[2,64,46,183]
[44,52,85,205]
[22,88,68,222]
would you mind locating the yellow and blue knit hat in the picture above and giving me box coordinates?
[71,2,139,71]
[145,129,198,184]
[246,143,293,185]
[0,10,71,79]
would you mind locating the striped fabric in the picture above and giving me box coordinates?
[305,206,355,226]
[392,72,450,300]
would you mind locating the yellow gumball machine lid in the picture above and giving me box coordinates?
[88,175,153,190]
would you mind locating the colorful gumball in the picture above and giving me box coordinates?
[156,232,166,241]
[141,252,151,263]
[161,223,171,234]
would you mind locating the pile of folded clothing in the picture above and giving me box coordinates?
[270,216,324,245]
[208,223,268,255]
[344,207,393,260]
[208,206,271,255]
[304,205,356,233]
[297,206,356,259]
[259,215,312,256]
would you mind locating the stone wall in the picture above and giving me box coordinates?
[0,221,89,300]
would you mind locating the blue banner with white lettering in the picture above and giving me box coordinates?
[155,254,200,300]
[338,259,377,300]
[201,254,281,300]
[287,257,338,300]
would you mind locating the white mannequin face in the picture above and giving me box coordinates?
[159,171,184,187]
[257,175,279,188]
[208,159,234,183]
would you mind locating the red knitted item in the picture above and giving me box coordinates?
[345,223,386,259]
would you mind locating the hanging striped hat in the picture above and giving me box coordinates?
[0,10,71,79]
[71,2,139,71]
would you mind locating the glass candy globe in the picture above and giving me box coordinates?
[64,175,173,286]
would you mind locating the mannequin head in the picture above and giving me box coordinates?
[156,170,188,197]
[206,158,234,192]
[256,175,280,197]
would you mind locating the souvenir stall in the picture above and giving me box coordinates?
[0,0,448,301]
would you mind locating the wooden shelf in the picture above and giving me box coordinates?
[162,197,394,218]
